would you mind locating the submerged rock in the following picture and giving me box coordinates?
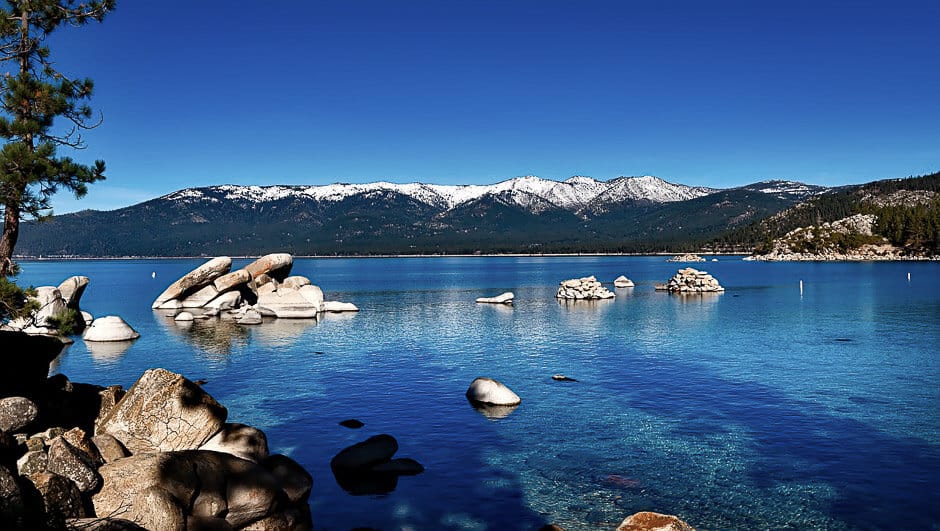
[339,419,364,429]
[616,511,695,531]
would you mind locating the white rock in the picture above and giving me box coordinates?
[280,276,312,290]
[80,311,94,326]
[466,377,521,406]
[613,275,635,288]
[179,284,219,308]
[83,316,140,342]
[152,256,232,308]
[158,299,182,310]
[256,289,319,318]
[174,312,195,322]
[298,285,324,307]
[204,290,241,310]
[476,292,514,304]
[237,309,263,325]
[322,301,359,313]
[33,286,67,327]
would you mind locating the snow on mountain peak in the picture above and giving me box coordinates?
[163,175,725,213]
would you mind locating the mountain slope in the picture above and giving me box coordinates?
[14,175,821,256]
[711,172,940,255]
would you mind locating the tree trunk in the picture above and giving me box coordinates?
[0,200,20,276]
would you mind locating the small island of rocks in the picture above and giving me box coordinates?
[556,276,615,300]
[153,253,358,325]
[655,268,724,293]
[666,253,706,262]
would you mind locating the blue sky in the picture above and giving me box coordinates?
[35,0,940,213]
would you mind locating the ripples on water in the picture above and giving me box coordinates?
[19,257,940,530]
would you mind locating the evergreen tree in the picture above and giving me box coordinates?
[0,0,114,277]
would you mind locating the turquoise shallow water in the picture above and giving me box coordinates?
[14,257,940,530]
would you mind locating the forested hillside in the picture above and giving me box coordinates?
[709,172,940,255]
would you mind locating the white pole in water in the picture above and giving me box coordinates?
[799,279,804,297]
[152,271,156,279]
[908,272,911,282]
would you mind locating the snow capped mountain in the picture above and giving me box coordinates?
[737,180,828,200]
[161,175,727,213]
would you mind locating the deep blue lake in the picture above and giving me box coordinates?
[15,256,940,530]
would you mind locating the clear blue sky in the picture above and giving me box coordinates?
[38,0,940,213]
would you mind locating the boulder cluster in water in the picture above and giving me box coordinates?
[667,253,706,262]
[153,253,358,324]
[556,276,615,300]
[656,267,724,293]
[0,332,312,529]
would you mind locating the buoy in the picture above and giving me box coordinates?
[908,272,911,282]
[151,271,156,278]
[799,279,804,297]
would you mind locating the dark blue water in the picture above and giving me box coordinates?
[15,257,940,530]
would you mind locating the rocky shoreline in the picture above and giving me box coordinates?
[1,332,312,530]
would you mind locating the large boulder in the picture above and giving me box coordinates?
[57,276,89,309]
[280,276,311,290]
[243,253,293,282]
[97,368,227,454]
[0,397,39,432]
[179,284,220,308]
[92,450,309,530]
[256,289,319,318]
[33,286,68,327]
[198,423,269,463]
[213,268,251,294]
[466,377,521,406]
[261,454,313,504]
[614,275,635,288]
[616,511,696,531]
[152,257,232,308]
[205,291,242,310]
[83,316,140,342]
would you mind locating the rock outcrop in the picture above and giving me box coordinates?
[613,275,635,288]
[555,276,614,300]
[476,292,514,304]
[0,339,313,530]
[97,368,227,454]
[57,276,89,309]
[667,253,705,262]
[153,253,359,325]
[656,268,724,293]
[746,214,925,261]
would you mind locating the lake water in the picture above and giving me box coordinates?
[14,257,940,530]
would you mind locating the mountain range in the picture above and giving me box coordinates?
[16,175,829,256]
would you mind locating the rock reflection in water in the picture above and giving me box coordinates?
[85,339,136,362]
[156,311,249,357]
[251,317,318,347]
[468,399,519,420]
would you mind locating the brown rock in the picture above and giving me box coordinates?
[91,434,129,463]
[330,434,398,471]
[135,486,186,531]
[616,511,695,531]
[64,518,147,530]
[96,385,126,428]
[244,253,293,282]
[46,436,100,493]
[262,454,313,504]
[0,396,40,432]
[97,368,227,454]
[152,257,232,308]
[199,423,269,463]
[62,427,103,466]
[27,471,86,519]
[213,269,251,294]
